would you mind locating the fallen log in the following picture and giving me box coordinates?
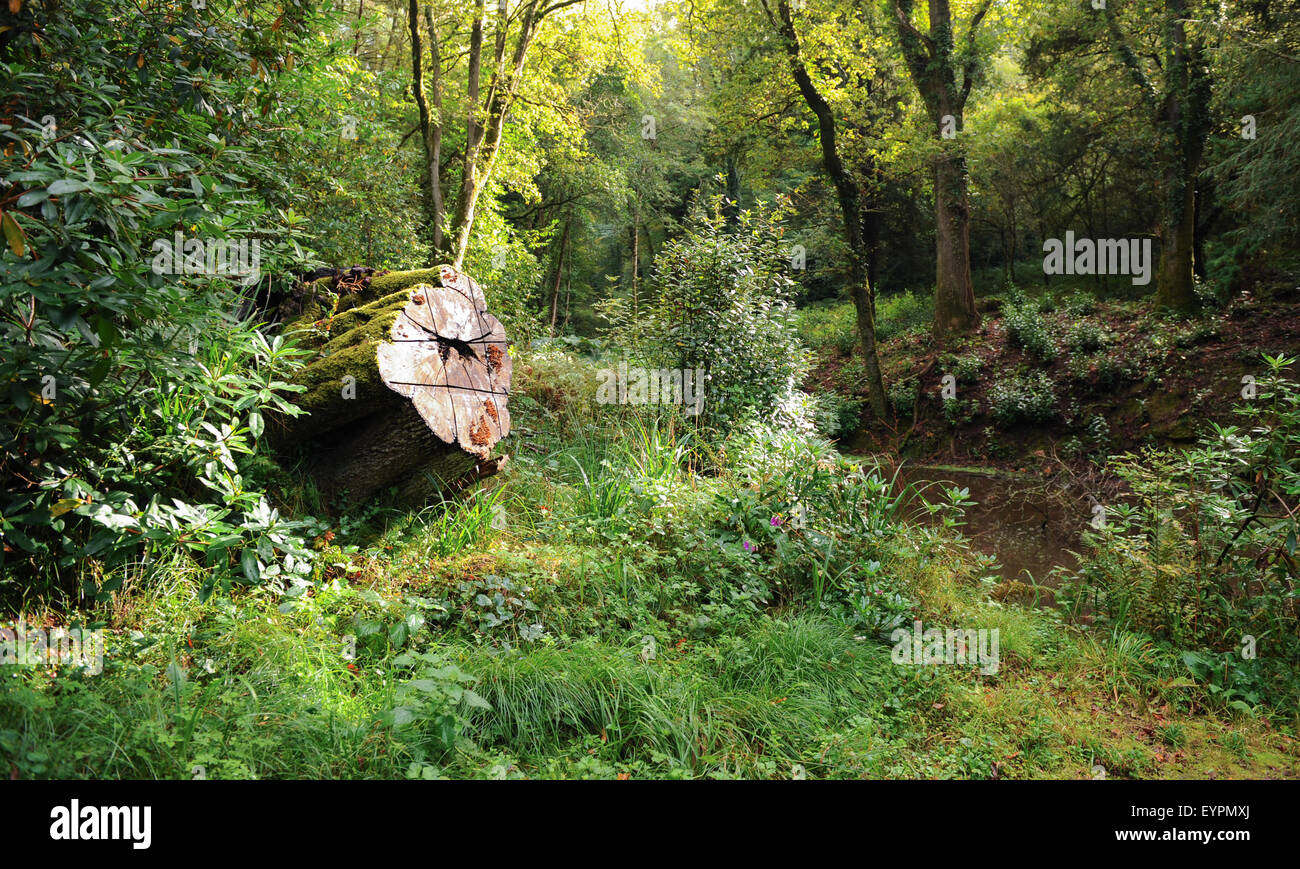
[272,265,512,503]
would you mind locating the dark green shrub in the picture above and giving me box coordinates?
[988,371,1056,425]
[1002,295,1057,361]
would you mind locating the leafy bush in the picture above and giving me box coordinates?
[942,397,977,428]
[988,371,1057,425]
[1068,352,1134,389]
[889,379,920,417]
[1173,319,1220,348]
[950,353,985,384]
[617,197,809,434]
[1002,295,1057,361]
[1061,292,1099,317]
[811,392,865,439]
[0,0,324,598]
[1065,321,1109,354]
[1061,413,1112,459]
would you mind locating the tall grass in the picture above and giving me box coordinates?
[463,617,891,775]
[401,486,509,559]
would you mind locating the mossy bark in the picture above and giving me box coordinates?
[271,267,510,504]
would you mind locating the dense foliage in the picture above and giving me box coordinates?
[1,0,1299,781]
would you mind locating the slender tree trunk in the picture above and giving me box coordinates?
[1000,227,1011,284]
[563,244,572,331]
[630,204,640,306]
[1193,178,1218,280]
[724,153,741,226]
[549,218,569,335]
[445,0,549,268]
[848,254,888,419]
[424,5,444,256]
[352,0,364,56]
[380,10,403,68]
[408,1,443,263]
[1003,199,1013,282]
[1039,223,1049,287]
[767,0,887,419]
[448,0,486,267]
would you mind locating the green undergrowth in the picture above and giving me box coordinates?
[3,345,1298,779]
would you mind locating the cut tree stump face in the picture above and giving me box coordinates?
[273,265,512,503]
[376,268,512,461]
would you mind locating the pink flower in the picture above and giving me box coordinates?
[770,516,782,527]
[743,540,755,553]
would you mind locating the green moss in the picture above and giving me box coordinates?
[276,288,422,445]
[283,267,444,339]
[1145,390,1196,441]
[319,290,411,354]
[368,267,445,297]
[337,267,446,311]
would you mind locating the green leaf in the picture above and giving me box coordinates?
[240,549,261,583]
[461,689,492,711]
[47,179,89,196]
[407,679,442,694]
[16,189,50,208]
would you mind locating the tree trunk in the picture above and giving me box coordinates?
[630,204,640,313]
[272,266,511,503]
[849,273,888,419]
[892,0,988,340]
[932,148,979,336]
[768,0,888,419]
[1193,178,1217,281]
[408,1,443,260]
[724,153,741,226]
[447,0,486,266]
[426,0,567,267]
[1102,0,1209,313]
[424,5,445,256]
[1157,171,1198,311]
[548,218,569,335]
[352,0,364,56]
